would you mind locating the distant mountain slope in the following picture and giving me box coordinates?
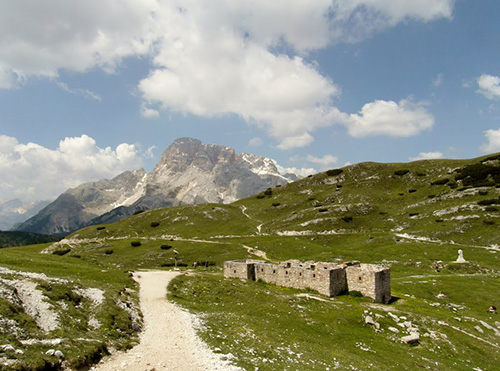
[0,231,60,248]
[15,169,147,235]
[16,138,298,235]
[71,152,500,248]
[0,199,51,231]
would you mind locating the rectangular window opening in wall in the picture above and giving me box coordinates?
[299,272,302,276]
[285,271,288,275]
[358,276,362,281]
[261,269,264,272]
[273,269,276,274]
[286,263,291,268]
[234,270,237,274]
[311,265,316,270]
[313,274,316,278]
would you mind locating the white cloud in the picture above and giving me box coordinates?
[306,154,339,168]
[343,99,435,138]
[0,135,143,201]
[0,0,454,148]
[432,73,443,87]
[409,151,444,161]
[480,127,500,153]
[56,82,101,101]
[140,103,160,118]
[477,74,500,100]
[275,164,317,178]
[248,137,263,147]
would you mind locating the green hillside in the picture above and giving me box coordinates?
[0,231,60,248]
[1,153,499,369]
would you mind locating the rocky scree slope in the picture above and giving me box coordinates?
[16,138,296,235]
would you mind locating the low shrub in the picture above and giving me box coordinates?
[318,208,328,213]
[483,220,495,225]
[326,169,343,176]
[256,194,265,199]
[478,190,489,196]
[150,222,160,228]
[431,178,450,186]
[408,189,417,193]
[394,170,410,176]
[264,188,273,196]
[485,206,499,212]
[52,248,71,256]
[478,198,500,206]
[105,249,114,255]
[160,245,173,250]
[341,216,353,223]
[96,226,106,230]
[272,203,281,207]
[409,213,419,217]
[130,241,141,247]
[133,210,146,215]
[416,172,427,177]
[348,290,363,297]
[435,219,444,223]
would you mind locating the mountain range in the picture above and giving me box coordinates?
[15,137,298,235]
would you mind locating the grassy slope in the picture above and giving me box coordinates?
[1,154,500,369]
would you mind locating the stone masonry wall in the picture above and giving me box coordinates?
[224,260,390,303]
[345,264,391,303]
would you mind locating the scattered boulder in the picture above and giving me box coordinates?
[45,349,55,356]
[401,332,420,344]
[1,344,15,352]
[54,350,64,359]
[474,326,484,334]
[365,315,375,325]
[388,326,400,333]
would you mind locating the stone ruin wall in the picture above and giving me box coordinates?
[224,259,391,303]
[346,264,391,304]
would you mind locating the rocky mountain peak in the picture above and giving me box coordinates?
[15,138,299,235]
[155,137,238,174]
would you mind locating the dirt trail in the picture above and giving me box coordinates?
[93,270,239,371]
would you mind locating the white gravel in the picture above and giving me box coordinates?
[93,270,241,371]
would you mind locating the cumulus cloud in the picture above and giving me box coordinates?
[275,164,317,178]
[409,151,444,161]
[477,74,500,100]
[343,99,435,138]
[0,0,453,148]
[306,154,339,168]
[480,128,500,153]
[0,135,143,200]
[248,137,263,147]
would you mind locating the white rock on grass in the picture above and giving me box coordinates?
[388,327,400,333]
[401,332,420,344]
[365,316,375,325]
[474,326,484,334]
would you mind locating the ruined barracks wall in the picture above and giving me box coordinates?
[224,259,260,280]
[253,261,347,297]
[346,264,391,304]
[224,259,391,303]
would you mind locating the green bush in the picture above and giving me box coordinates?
[160,245,173,250]
[485,206,499,212]
[431,178,450,185]
[408,189,417,193]
[52,248,71,256]
[256,194,265,199]
[264,188,273,196]
[318,208,328,213]
[341,216,353,223]
[130,241,141,247]
[326,169,343,176]
[105,249,114,255]
[483,220,495,225]
[96,226,106,230]
[150,221,160,228]
[348,290,363,297]
[394,170,410,176]
[478,198,500,206]
[272,203,281,207]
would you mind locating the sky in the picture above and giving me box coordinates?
[1,0,500,202]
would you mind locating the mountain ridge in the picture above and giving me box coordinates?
[15,138,298,235]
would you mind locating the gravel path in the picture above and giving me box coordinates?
[93,270,240,371]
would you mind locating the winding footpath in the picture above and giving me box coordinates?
[93,270,240,371]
